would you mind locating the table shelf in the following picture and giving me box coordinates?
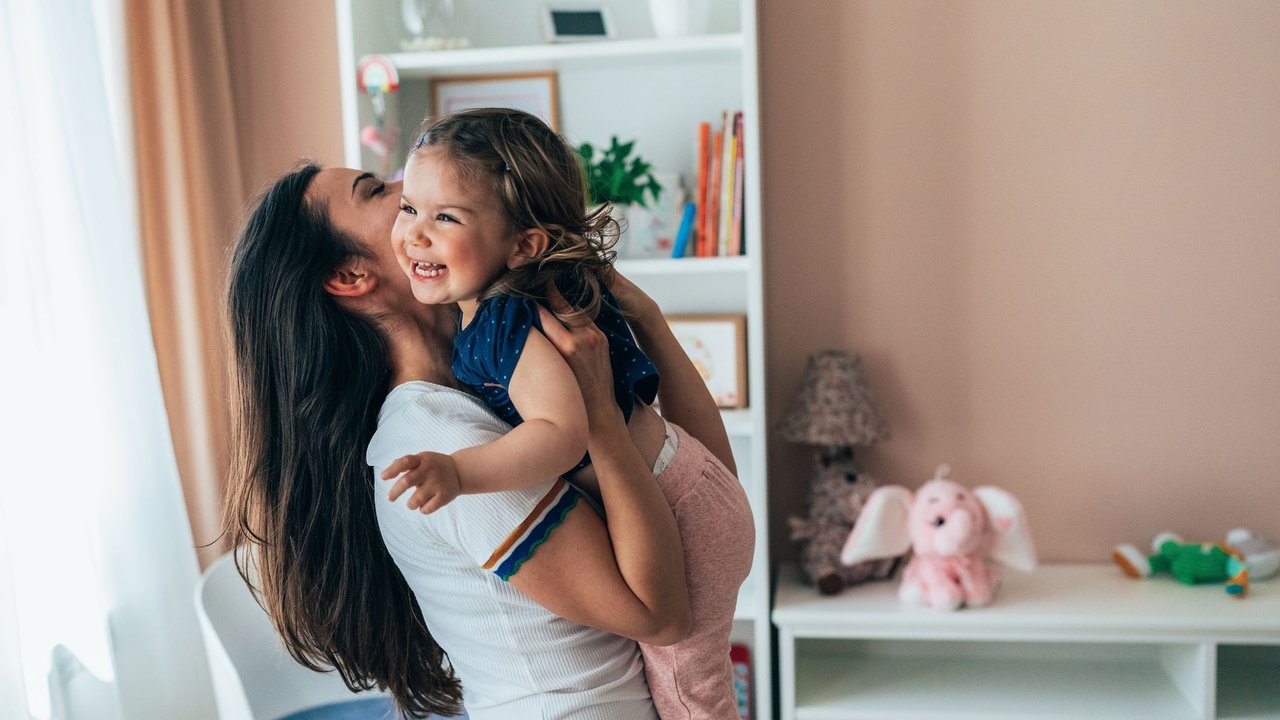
[773,564,1280,720]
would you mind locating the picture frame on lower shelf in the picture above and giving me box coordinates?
[430,71,560,130]
[666,314,747,409]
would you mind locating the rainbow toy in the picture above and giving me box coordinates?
[357,54,400,96]
[356,55,401,177]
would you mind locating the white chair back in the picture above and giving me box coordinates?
[47,644,124,720]
[195,553,385,720]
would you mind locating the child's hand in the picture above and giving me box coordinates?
[381,452,462,514]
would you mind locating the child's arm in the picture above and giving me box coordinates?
[456,329,589,486]
[384,329,588,513]
[610,271,737,475]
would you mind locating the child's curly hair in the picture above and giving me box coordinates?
[411,108,619,321]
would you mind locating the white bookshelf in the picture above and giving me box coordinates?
[773,564,1280,720]
[335,2,771,717]
[386,33,745,76]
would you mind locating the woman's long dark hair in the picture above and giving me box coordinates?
[223,163,463,717]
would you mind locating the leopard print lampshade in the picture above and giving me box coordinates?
[779,352,888,447]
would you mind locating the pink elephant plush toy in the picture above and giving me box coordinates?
[840,465,1037,610]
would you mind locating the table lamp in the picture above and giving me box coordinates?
[782,351,893,594]
[780,351,887,465]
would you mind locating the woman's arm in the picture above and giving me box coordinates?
[506,299,691,645]
[609,272,737,476]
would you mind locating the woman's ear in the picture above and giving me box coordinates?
[507,228,550,270]
[323,257,377,297]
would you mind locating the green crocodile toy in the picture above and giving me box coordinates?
[1113,532,1249,597]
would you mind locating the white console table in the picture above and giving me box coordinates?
[772,563,1280,720]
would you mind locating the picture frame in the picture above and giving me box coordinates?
[666,314,748,409]
[430,71,560,131]
[541,6,615,43]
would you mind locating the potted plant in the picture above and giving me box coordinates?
[577,136,663,209]
[578,136,675,258]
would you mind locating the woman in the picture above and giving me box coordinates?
[223,163,738,719]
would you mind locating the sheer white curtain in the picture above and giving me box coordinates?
[0,1,216,719]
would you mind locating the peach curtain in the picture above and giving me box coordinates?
[127,0,245,568]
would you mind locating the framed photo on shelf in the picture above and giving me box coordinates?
[666,314,747,409]
[430,71,560,131]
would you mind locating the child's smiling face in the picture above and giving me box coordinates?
[391,147,519,315]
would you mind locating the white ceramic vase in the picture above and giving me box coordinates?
[648,0,711,38]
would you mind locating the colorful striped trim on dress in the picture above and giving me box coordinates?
[483,478,580,581]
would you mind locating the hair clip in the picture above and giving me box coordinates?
[412,132,428,150]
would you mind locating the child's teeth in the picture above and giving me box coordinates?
[413,262,443,278]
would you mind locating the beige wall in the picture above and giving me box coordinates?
[762,0,1280,561]
[222,0,345,195]
[221,1,1280,563]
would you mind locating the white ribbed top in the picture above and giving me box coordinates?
[366,381,657,720]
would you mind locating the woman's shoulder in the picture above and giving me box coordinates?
[366,381,511,469]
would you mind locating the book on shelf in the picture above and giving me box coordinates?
[704,127,723,257]
[671,201,696,258]
[695,121,710,259]
[676,112,746,260]
[716,110,737,256]
[728,111,745,256]
[685,110,746,259]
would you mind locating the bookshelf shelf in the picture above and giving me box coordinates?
[388,34,744,77]
[616,258,752,315]
[617,256,749,277]
[337,2,769,716]
[720,408,753,437]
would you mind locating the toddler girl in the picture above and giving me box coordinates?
[380,108,754,719]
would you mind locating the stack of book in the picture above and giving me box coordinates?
[671,110,745,259]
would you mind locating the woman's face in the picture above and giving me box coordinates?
[307,167,404,285]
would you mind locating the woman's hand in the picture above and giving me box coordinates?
[512,285,692,644]
[606,270,660,328]
[604,271,739,475]
[536,289,622,430]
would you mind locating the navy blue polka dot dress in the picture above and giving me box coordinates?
[452,286,660,473]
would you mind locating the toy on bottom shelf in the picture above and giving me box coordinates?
[1112,528,1279,597]
[730,643,751,719]
[1226,528,1280,580]
[840,464,1038,610]
[780,352,897,595]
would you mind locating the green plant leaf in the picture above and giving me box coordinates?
[576,136,661,206]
